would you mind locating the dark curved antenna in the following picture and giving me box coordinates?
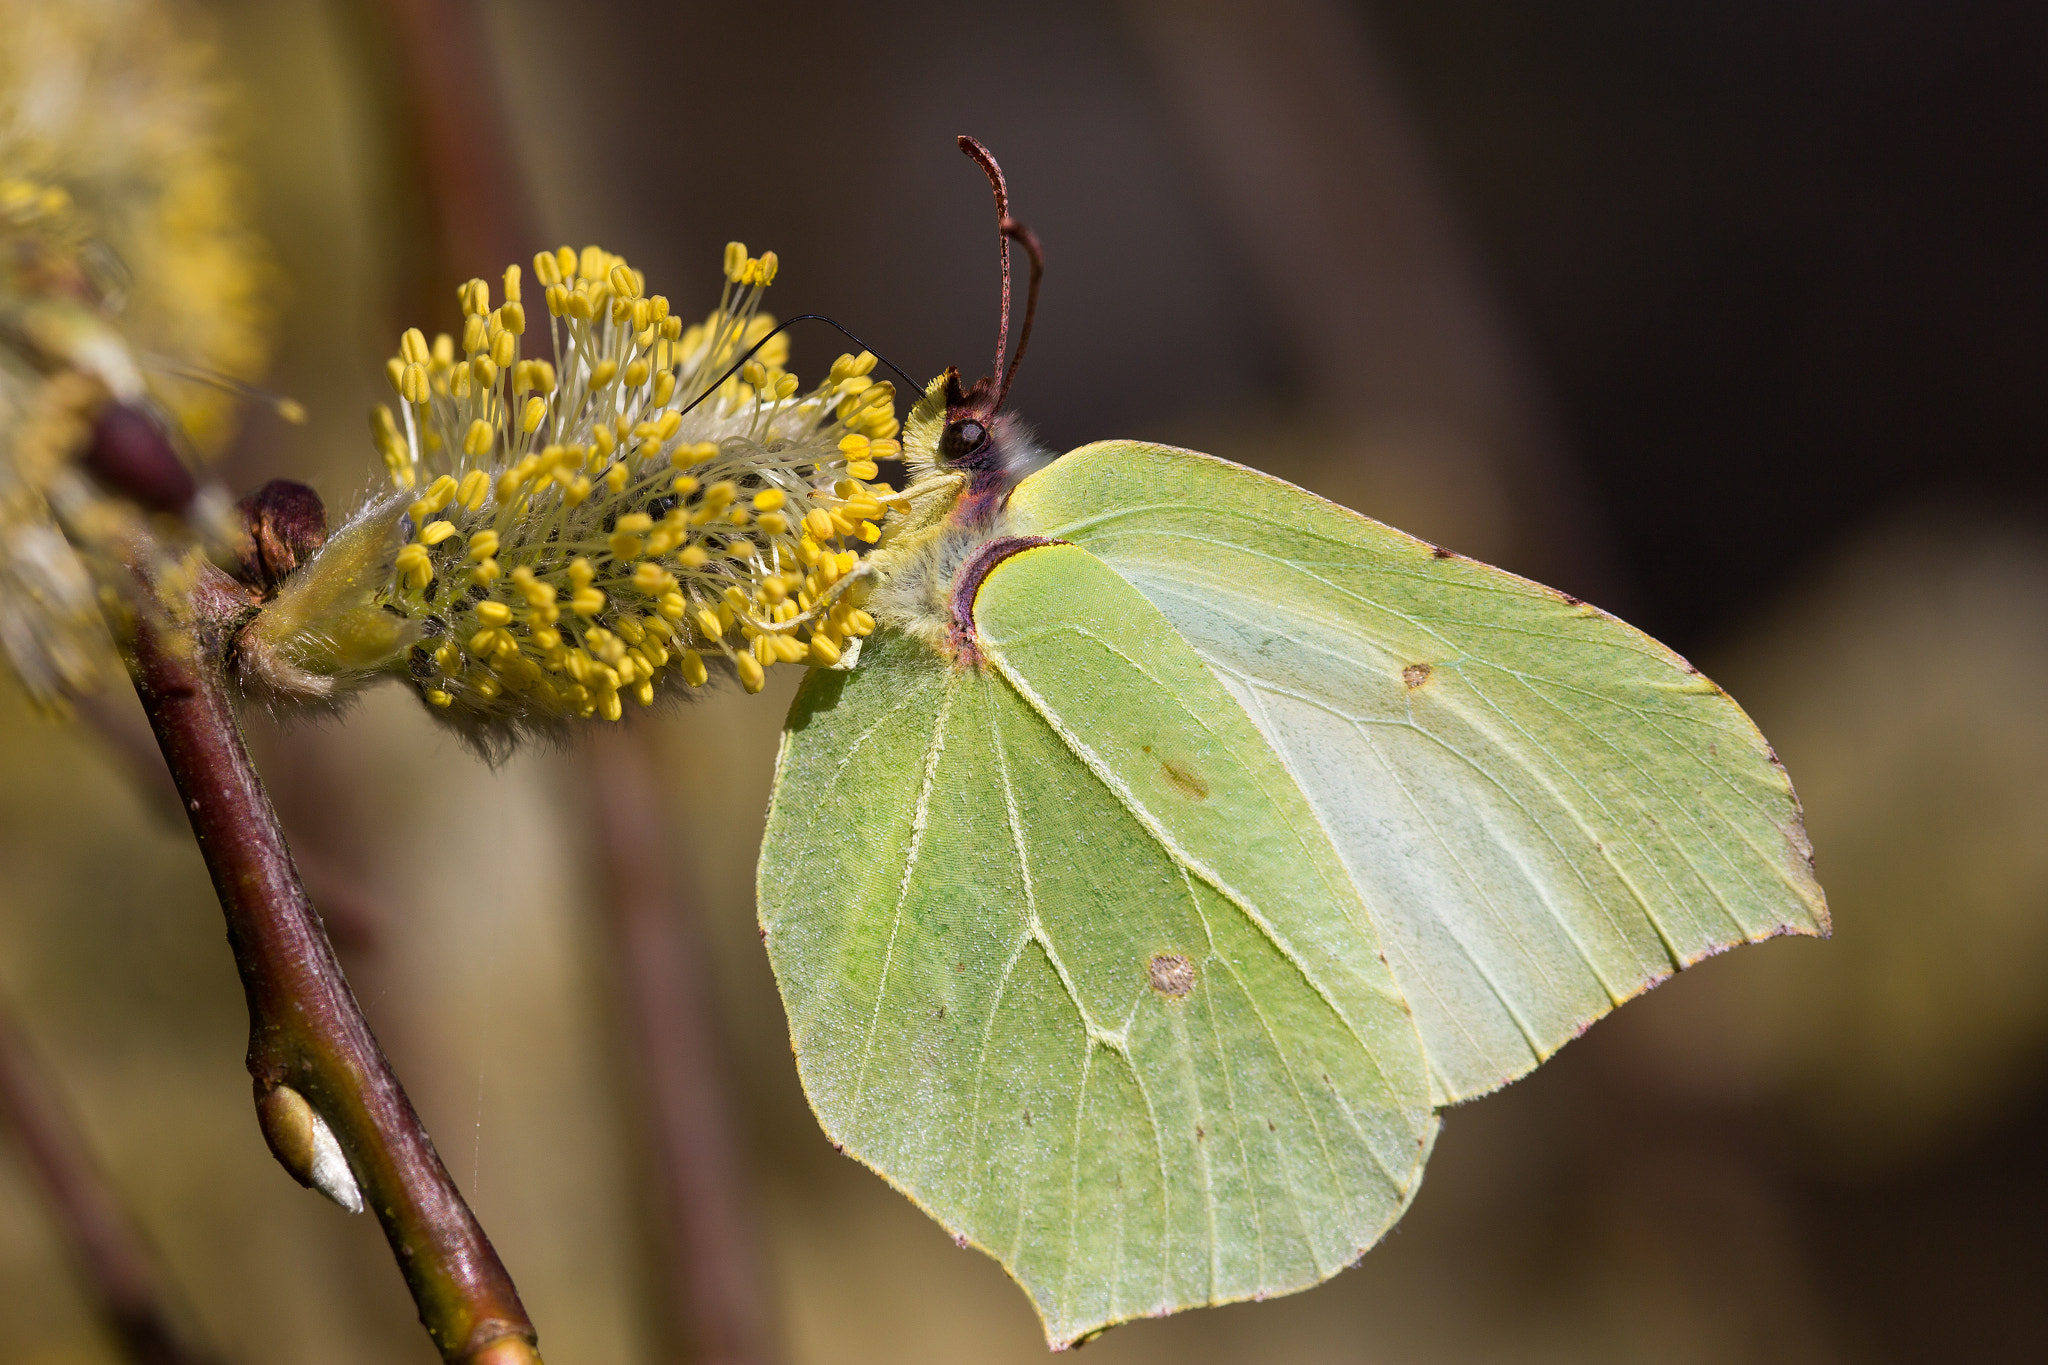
[957,135,1044,413]
[672,313,920,422]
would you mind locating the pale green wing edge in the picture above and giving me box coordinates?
[757,543,1438,1346]
[1010,441,1828,1103]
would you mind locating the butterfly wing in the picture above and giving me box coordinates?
[758,543,1435,1347]
[1008,442,1828,1103]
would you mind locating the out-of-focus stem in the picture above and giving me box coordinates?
[122,555,538,1365]
[584,724,776,1365]
[0,996,218,1365]
[351,0,780,1356]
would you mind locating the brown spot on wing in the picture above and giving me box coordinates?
[1402,662,1432,689]
[1148,953,1195,998]
[1160,760,1208,800]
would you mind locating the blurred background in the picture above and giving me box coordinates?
[3,0,2046,1361]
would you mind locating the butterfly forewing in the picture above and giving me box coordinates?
[1009,442,1828,1103]
[758,543,1435,1347]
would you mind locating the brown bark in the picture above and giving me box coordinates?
[123,561,538,1365]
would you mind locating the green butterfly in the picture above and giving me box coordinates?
[756,139,1827,1348]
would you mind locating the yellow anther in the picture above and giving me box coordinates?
[757,512,789,536]
[580,245,608,281]
[565,475,592,505]
[545,283,568,316]
[468,529,499,561]
[400,328,429,364]
[432,333,455,366]
[503,262,522,302]
[658,590,687,619]
[455,469,489,511]
[607,263,639,300]
[462,314,488,354]
[472,355,499,389]
[491,330,515,367]
[723,241,747,281]
[434,641,460,671]
[499,300,526,335]
[751,488,787,512]
[692,607,723,641]
[572,587,606,617]
[533,251,561,286]
[633,563,671,593]
[420,520,457,546]
[473,557,501,584]
[605,463,628,494]
[802,508,836,541]
[857,520,880,543]
[736,652,765,693]
[835,550,859,577]
[395,543,432,590]
[675,546,708,570]
[590,358,618,389]
[846,460,879,480]
[610,530,643,560]
[400,363,430,404]
[462,420,493,459]
[567,558,595,590]
[475,600,512,626]
[522,396,547,433]
[741,360,767,389]
[428,690,453,707]
[679,650,708,687]
[756,250,779,284]
[413,474,457,517]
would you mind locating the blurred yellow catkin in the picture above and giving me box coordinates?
[0,0,272,708]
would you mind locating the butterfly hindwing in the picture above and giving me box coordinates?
[1008,442,1829,1103]
[758,542,1436,1347]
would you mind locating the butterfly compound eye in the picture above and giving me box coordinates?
[940,419,988,464]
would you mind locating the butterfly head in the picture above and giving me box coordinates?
[901,136,1051,505]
